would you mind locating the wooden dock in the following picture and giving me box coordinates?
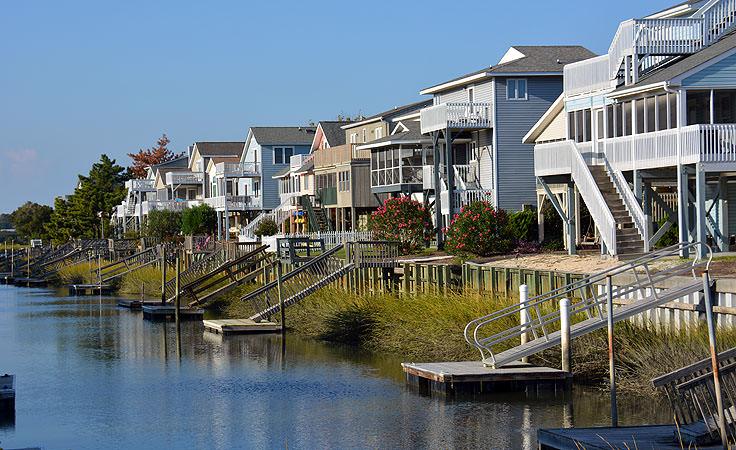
[537,424,722,449]
[68,284,114,296]
[12,278,47,287]
[117,299,165,310]
[0,272,14,284]
[203,319,281,335]
[142,305,204,321]
[402,361,571,395]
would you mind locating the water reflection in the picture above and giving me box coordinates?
[0,286,669,450]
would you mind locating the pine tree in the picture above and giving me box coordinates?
[127,134,183,179]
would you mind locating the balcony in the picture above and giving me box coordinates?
[313,144,370,168]
[420,102,493,134]
[204,195,262,211]
[142,200,200,215]
[125,179,156,192]
[214,162,261,178]
[165,171,204,185]
[290,154,313,171]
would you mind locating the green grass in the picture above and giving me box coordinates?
[57,261,102,285]
[118,265,172,297]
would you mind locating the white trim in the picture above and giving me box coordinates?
[272,146,294,165]
[391,121,410,134]
[492,78,499,208]
[608,82,669,99]
[498,47,526,65]
[507,78,528,101]
[419,73,489,95]
[391,111,420,122]
[523,94,564,144]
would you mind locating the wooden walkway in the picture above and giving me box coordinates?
[538,424,722,449]
[142,305,204,321]
[203,319,281,335]
[402,361,571,395]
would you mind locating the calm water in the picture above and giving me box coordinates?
[0,285,668,449]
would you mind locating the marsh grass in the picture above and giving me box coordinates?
[119,265,172,296]
[57,261,108,285]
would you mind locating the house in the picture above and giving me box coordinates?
[237,126,316,239]
[417,45,596,246]
[524,0,736,258]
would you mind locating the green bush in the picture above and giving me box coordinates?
[181,204,217,235]
[507,208,538,242]
[143,209,182,240]
[368,197,429,254]
[654,218,679,248]
[445,201,512,256]
[254,217,278,237]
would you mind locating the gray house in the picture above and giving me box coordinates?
[417,45,595,244]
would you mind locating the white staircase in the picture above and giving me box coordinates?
[241,194,297,240]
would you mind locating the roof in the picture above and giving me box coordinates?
[647,0,703,18]
[151,155,188,170]
[318,121,353,146]
[272,166,291,178]
[522,94,564,144]
[295,160,314,174]
[356,120,429,149]
[194,142,245,157]
[420,46,596,94]
[612,31,736,95]
[250,127,316,146]
[342,99,433,129]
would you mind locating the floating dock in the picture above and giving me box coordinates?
[402,361,571,395]
[0,374,15,412]
[538,424,722,449]
[68,284,114,296]
[203,319,281,335]
[142,305,204,321]
[12,278,47,287]
[0,273,14,284]
[117,299,165,310]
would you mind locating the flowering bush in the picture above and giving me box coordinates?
[368,197,429,254]
[445,201,511,256]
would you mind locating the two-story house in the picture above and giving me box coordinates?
[526,0,736,258]
[418,45,596,247]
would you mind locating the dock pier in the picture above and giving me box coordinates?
[203,319,281,335]
[67,284,114,296]
[142,305,204,321]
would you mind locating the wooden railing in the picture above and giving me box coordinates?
[347,241,400,268]
[313,144,370,168]
[420,102,493,134]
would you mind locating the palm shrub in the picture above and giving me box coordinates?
[254,217,278,237]
[445,201,512,256]
[368,197,429,254]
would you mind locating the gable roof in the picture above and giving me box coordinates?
[194,142,245,157]
[151,155,188,170]
[356,120,429,150]
[612,31,736,95]
[318,121,353,146]
[250,127,316,146]
[420,46,596,95]
[342,100,433,129]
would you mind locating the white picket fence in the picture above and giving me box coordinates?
[282,231,374,249]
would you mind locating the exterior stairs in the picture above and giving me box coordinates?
[300,195,333,232]
[587,165,645,258]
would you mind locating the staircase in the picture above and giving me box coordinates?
[301,195,332,232]
[96,245,164,283]
[587,165,645,257]
[465,242,712,368]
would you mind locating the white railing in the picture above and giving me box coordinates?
[125,179,156,191]
[420,102,493,134]
[635,19,703,55]
[166,171,204,185]
[534,141,574,176]
[453,164,480,190]
[215,162,261,178]
[204,195,262,211]
[603,158,650,252]
[422,164,446,191]
[564,55,613,96]
[608,19,636,80]
[440,189,494,215]
[142,200,200,215]
[240,194,295,240]
[281,231,374,250]
[290,153,312,171]
[700,0,736,45]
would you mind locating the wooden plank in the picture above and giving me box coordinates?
[203,319,281,335]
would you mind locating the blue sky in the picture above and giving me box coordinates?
[0,0,676,212]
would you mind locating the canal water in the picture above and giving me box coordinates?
[0,285,669,449]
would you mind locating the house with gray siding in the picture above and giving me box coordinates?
[417,45,595,245]
[525,0,736,258]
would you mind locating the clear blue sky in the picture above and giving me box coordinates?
[0,0,676,212]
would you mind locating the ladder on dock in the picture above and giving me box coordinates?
[465,242,713,368]
[95,245,164,283]
[175,245,270,307]
[245,241,399,322]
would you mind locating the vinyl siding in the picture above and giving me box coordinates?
[260,143,311,209]
[495,76,563,211]
[435,80,493,104]
[473,80,494,103]
[683,52,736,87]
[536,108,567,143]
[436,88,468,104]
[476,130,494,190]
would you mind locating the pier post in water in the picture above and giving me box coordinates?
[606,275,618,427]
[160,246,167,305]
[276,261,284,333]
[175,253,181,326]
[559,298,571,373]
[519,284,529,363]
[702,270,728,447]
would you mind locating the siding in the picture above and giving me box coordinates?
[436,80,493,104]
[683,52,736,87]
[260,143,311,209]
[495,76,563,211]
[536,108,567,143]
[473,80,494,103]
[437,87,468,104]
[476,130,494,190]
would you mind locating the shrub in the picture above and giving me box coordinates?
[181,204,217,235]
[445,201,512,256]
[254,217,278,237]
[654,218,679,248]
[507,209,538,242]
[143,209,182,241]
[368,197,429,254]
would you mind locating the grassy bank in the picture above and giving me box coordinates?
[211,285,736,397]
[57,261,107,285]
[118,265,172,296]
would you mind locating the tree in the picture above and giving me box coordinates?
[181,204,217,235]
[45,155,128,242]
[127,134,183,179]
[143,209,182,240]
[10,202,53,240]
[0,213,12,230]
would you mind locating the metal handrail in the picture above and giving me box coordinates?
[464,242,712,365]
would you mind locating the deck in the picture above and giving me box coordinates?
[538,424,722,450]
[402,361,571,396]
[141,305,204,321]
[203,319,281,335]
[12,278,47,287]
[117,299,165,310]
[67,284,114,296]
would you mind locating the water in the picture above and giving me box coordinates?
[0,285,669,449]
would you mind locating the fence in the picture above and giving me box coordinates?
[281,231,374,249]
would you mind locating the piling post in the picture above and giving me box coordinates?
[519,284,529,364]
[702,271,728,447]
[175,253,181,326]
[276,261,284,333]
[606,275,618,427]
[160,246,167,305]
[560,298,571,373]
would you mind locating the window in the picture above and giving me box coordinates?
[350,133,358,144]
[615,103,624,137]
[467,86,475,103]
[507,79,528,100]
[362,129,367,143]
[687,91,711,125]
[635,99,645,134]
[254,181,260,197]
[606,105,614,139]
[338,170,351,192]
[646,96,656,132]
[375,127,383,139]
[669,93,678,128]
[714,90,736,123]
[623,101,632,136]
[657,95,668,131]
[273,147,294,164]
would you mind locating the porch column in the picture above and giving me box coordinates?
[216,211,222,241]
[433,131,443,249]
[633,170,643,205]
[574,187,581,245]
[677,165,690,258]
[537,193,545,243]
[643,181,653,244]
[351,206,357,231]
[695,164,707,258]
[446,127,455,221]
[719,176,730,252]
[567,183,577,256]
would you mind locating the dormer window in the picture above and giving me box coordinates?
[507,79,528,101]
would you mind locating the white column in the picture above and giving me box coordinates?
[678,165,690,258]
[719,176,730,252]
[695,164,707,258]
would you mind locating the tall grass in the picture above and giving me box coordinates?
[119,265,170,296]
[57,261,104,285]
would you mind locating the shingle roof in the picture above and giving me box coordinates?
[343,99,432,129]
[295,160,314,173]
[613,31,736,93]
[194,142,245,157]
[250,127,316,145]
[359,121,428,147]
[319,121,353,146]
[422,46,596,93]
[151,155,188,170]
[273,166,291,178]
